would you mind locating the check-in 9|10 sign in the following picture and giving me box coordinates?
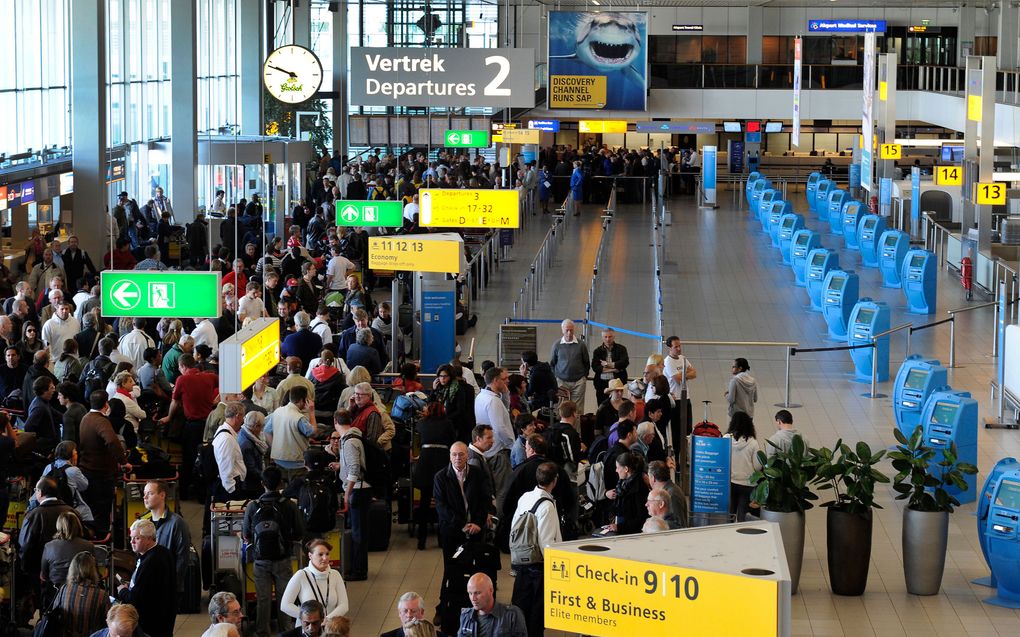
[219,318,281,394]
[101,271,222,318]
[368,237,462,273]
[419,189,519,228]
[544,549,779,637]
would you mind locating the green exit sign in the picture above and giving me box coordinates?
[101,271,222,318]
[335,200,404,227]
[444,130,490,148]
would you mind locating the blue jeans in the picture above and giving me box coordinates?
[253,559,293,637]
[348,488,370,576]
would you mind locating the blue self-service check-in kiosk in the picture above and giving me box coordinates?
[756,188,779,222]
[847,299,890,381]
[745,172,763,204]
[778,214,805,264]
[893,355,948,439]
[822,270,860,341]
[983,471,1020,608]
[806,172,821,209]
[920,389,979,504]
[842,201,865,250]
[806,248,840,312]
[879,229,911,288]
[813,179,834,217]
[858,214,888,268]
[764,199,792,236]
[902,249,938,314]
[975,458,1020,588]
[750,179,772,211]
[827,189,849,235]
[791,229,821,287]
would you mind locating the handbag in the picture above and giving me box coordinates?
[33,586,65,637]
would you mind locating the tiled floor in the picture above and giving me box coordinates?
[171,189,1020,636]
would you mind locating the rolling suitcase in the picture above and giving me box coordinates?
[366,498,392,552]
[691,400,720,438]
[396,478,413,526]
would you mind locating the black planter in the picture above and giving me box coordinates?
[826,506,873,596]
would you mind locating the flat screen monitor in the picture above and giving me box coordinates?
[723,122,741,133]
[995,479,1020,509]
[745,120,761,133]
[765,121,783,133]
[828,275,846,291]
[810,252,826,266]
[856,308,875,323]
[931,401,958,425]
[910,254,926,267]
[941,144,965,163]
[904,368,929,390]
[795,234,809,246]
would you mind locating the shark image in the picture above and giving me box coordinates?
[551,12,644,85]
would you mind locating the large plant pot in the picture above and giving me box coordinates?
[903,508,949,595]
[826,507,873,596]
[762,509,805,595]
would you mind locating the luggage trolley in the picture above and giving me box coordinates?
[115,472,181,549]
[2,477,30,535]
[241,525,303,613]
[0,531,16,633]
[209,501,249,601]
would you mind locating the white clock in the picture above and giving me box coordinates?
[262,44,324,104]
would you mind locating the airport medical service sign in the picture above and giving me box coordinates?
[349,48,535,108]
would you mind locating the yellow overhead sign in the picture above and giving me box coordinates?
[549,75,608,108]
[879,81,888,101]
[579,120,628,134]
[880,143,902,160]
[419,189,520,228]
[368,237,462,273]
[239,319,281,391]
[968,95,983,122]
[935,165,962,186]
[500,128,540,144]
[976,181,1006,205]
[544,548,779,637]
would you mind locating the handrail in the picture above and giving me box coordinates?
[947,301,998,314]
[872,322,912,340]
[681,339,800,408]
[584,179,616,342]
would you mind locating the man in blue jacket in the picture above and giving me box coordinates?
[459,573,526,637]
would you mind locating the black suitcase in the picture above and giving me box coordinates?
[340,524,355,580]
[438,541,502,634]
[396,478,412,525]
[366,498,392,552]
[180,545,202,614]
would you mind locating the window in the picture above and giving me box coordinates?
[197,0,240,136]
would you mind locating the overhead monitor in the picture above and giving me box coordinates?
[745,120,761,133]
[765,121,783,133]
[931,401,958,425]
[941,144,964,163]
[723,122,741,133]
[903,368,929,390]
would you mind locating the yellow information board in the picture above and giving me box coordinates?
[549,75,607,108]
[935,165,963,186]
[580,120,628,134]
[419,189,520,228]
[968,94,983,122]
[976,181,1006,205]
[879,80,888,101]
[239,319,281,391]
[368,237,462,273]
[544,548,779,637]
[880,143,902,160]
[501,128,540,144]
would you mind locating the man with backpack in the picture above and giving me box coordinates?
[335,408,371,581]
[509,462,561,637]
[242,466,304,637]
[543,401,583,481]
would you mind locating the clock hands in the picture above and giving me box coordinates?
[268,64,297,78]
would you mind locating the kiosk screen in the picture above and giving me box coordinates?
[811,253,826,266]
[795,234,809,246]
[857,308,875,323]
[904,369,928,390]
[910,254,926,267]
[931,401,958,425]
[863,219,875,230]
[781,217,794,229]
[884,234,898,247]
[995,479,1020,508]
[828,276,846,291]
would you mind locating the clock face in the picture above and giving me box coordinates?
[263,45,324,104]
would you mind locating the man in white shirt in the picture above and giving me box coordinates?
[402,194,419,223]
[325,246,355,293]
[510,461,561,637]
[119,318,157,371]
[473,366,514,509]
[41,302,80,362]
[211,401,247,500]
[191,317,219,357]
[309,305,333,347]
[237,280,267,320]
[663,335,697,399]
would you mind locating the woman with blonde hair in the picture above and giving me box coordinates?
[402,618,437,637]
[110,370,146,430]
[41,511,93,589]
[52,550,110,637]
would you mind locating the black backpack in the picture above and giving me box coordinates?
[587,435,609,465]
[81,357,115,397]
[195,429,230,487]
[252,498,289,561]
[299,478,338,532]
[342,433,390,497]
[45,464,75,506]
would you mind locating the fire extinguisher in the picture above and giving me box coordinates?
[960,256,974,300]
[869,196,879,214]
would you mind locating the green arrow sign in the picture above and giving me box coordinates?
[335,200,404,227]
[101,271,222,318]
[444,129,490,148]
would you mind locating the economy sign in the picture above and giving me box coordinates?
[500,128,540,144]
[368,236,462,273]
[549,11,648,110]
[219,318,281,394]
[419,189,519,228]
[349,47,535,108]
[101,271,221,318]
[335,200,403,228]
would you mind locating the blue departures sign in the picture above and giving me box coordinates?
[691,436,731,514]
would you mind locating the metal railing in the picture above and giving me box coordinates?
[510,213,564,321]
[946,301,1000,368]
[651,189,666,353]
[583,182,616,343]
[680,339,800,408]
[869,323,912,398]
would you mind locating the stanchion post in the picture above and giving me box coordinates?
[948,314,956,368]
[784,346,792,407]
[870,341,879,398]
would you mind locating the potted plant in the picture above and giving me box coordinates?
[890,426,979,595]
[750,435,817,594]
[812,439,889,596]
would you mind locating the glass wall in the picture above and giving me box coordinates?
[0,0,72,158]
[197,0,241,136]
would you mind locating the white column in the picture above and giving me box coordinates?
[746,7,763,65]
[958,5,976,63]
[333,3,347,157]
[293,0,311,48]
[170,0,198,223]
[998,2,1018,70]
[240,0,263,136]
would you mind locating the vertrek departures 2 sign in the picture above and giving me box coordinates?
[349,47,535,108]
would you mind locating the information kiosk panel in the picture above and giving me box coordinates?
[813,179,834,217]
[806,248,840,312]
[822,270,860,341]
[879,230,911,288]
[858,214,888,268]
[841,201,864,250]
[750,179,772,211]
[762,199,791,235]
[847,299,890,381]
[976,457,1020,589]
[901,249,938,314]
[827,189,848,235]
[806,172,821,210]
[893,355,948,438]
[778,213,805,264]
[790,229,821,287]
[920,390,979,504]
[745,172,763,204]
[986,471,1020,607]
[756,188,779,222]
